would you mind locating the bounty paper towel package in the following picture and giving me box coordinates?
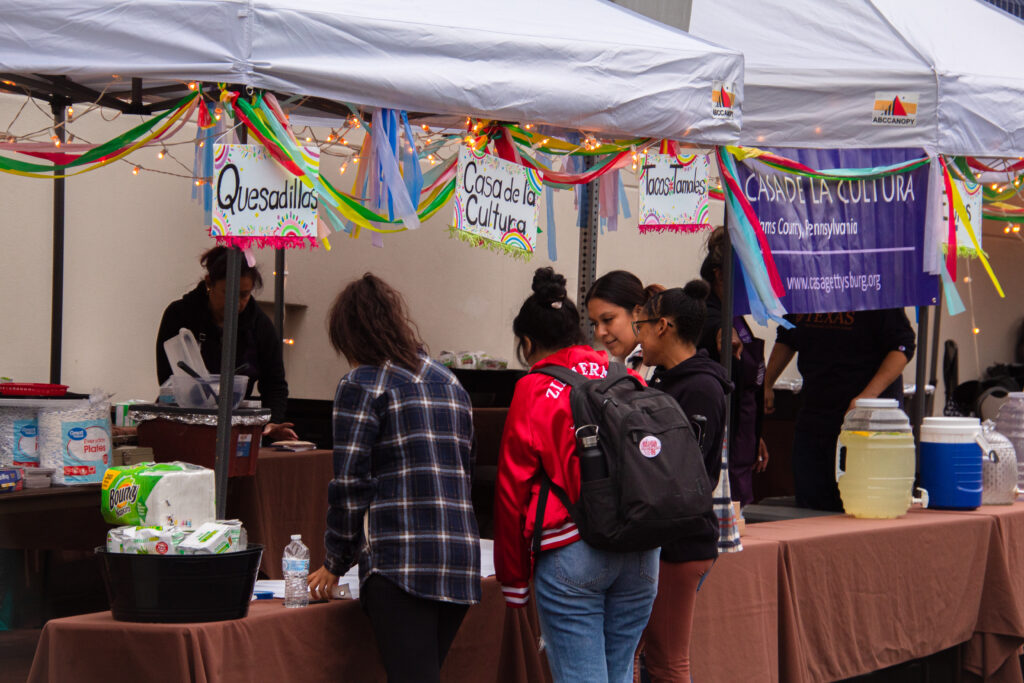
[101,462,215,528]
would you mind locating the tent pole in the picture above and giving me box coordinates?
[577,157,600,341]
[929,297,942,404]
[49,98,67,384]
[912,306,930,454]
[719,209,734,381]
[274,250,285,338]
[212,123,246,519]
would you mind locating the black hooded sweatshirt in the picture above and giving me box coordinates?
[649,349,734,563]
[156,282,289,423]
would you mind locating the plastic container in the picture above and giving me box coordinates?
[979,421,1019,505]
[920,417,984,510]
[132,405,268,478]
[835,399,918,518]
[995,392,1024,491]
[96,544,263,623]
[21,466,54,489]
[171,374,248,411]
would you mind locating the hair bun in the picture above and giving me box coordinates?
[682,279,711,302]
[531,267,568,303]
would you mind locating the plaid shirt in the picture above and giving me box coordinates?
[325,354,481,605]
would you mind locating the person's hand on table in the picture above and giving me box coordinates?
[264,422,298,441]
[307,566,339,601]
[754,437,770,473]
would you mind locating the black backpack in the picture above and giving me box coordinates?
[531,362,713,553]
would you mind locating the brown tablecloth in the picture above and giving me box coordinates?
[28,577,526,683]
[691,536,780,682]
[228,449,334,579]
[932,503,1024,683]
[743,508,1024,683]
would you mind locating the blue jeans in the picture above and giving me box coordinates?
[534,540,659,683]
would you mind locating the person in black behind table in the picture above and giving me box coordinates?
[697,227,769,507]
[156,246,297,441]
[764,309,915,511]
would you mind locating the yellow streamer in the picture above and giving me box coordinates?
[726,146,767,161]
[946,165,1004,297]
[3,100,196,180]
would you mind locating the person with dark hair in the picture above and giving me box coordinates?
[495,267,659,683]
[633,280,733,682]
[585,270,665,373]
[155,246,295,440]
[765,309,916,511]
[307,273,480,683]
[698,226,769,506]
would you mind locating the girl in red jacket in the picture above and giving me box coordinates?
[494,268,659,683]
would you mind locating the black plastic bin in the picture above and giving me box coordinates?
[96,544,263,623]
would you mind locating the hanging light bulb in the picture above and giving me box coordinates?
[66,106,74,118]
[352,156,359,164]
[973,327,981,335]
[421,124,430,132]
[326,132,335,142]
[198,140,204,148]
[1005,226,1012,234]
[188,82,198,91]
[214,107,223,122]
[306,136,312,143]
[195,179,205,186]
[132,166,140,176]
[1015,225,1022,233]
[340,163,348,174]
[157,148,166,160]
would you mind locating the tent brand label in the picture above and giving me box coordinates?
[872,92,918,126]
[712,81,737,120]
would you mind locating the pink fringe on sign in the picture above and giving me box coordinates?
[212,235,318,249]
[638,223,712,234]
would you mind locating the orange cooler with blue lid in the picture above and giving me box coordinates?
[836,398,917,518]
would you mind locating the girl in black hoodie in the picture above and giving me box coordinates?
[632,280,734,682]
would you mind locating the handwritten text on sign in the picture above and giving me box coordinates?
[211,144,319,240]
[454,147,540,255]
[638,153,711,233]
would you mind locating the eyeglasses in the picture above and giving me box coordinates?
[631,318,673,336]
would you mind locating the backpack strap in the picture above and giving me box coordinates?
[531,364,587,388]
[531,468,580,553]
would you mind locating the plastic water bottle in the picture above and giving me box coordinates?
[282,534,309,608]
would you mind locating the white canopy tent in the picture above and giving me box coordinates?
[688,0,1024,456]
[1,0,744,514]
[689,0,1024,156]
[1,0,743,142]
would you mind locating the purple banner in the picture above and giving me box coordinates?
[734,148,939,314]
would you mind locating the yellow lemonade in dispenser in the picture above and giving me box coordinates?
[836,399,917,518]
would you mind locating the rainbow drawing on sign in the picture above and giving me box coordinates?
[640,211,662,226]
[276,212,309,237]
[210,215,228,236]
[696,202,710,225]
[214,145,229,170]
[675,153,698,167]
[453,196,465,231]
[525,167,543,195]
[501,231,533,253]
[471,146,487,160]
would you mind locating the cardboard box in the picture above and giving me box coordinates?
[114,446,154,467]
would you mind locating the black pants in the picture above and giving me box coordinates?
[792,428,845,511]
[360,574,469,683]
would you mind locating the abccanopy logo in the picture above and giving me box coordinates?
[712,81,737,120]
[872,92,919,126]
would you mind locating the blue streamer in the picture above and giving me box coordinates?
[618,174,631,219]
[399,111,424,207]
[939,253,966,315]
[539,152,557,261]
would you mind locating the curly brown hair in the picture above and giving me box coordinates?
[327,273,424,372]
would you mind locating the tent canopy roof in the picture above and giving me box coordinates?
[689,0,1024,156]
[0,0,743,143]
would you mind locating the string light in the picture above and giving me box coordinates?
[421,124,430,132]
[963,276,972,283]
[214,107,222,122]
[194,179,205,186]
[326,132,335,142]
[1015,225,1022,234]
[131,166,140,175]
[283,338,295,346]
[157,148,165,160]
[198,140,204,148]
[66,106,74,119]
[51,134,60,147]
[973,327,981,335]
[187,82,198,91]
[306,136,312,142]
[339,163,348,174]
[540,138,549,146]
[352,156,359,164]
[992,183,1000,190]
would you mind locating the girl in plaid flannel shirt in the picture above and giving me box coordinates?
[308,274,480,683]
